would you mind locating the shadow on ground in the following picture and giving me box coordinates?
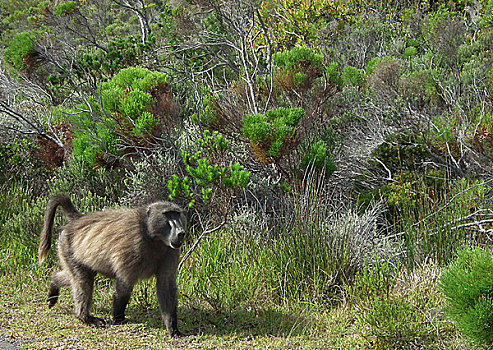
[124,304,308,338]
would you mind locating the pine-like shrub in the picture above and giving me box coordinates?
[274,46,323,91]
[71,67,168,166]
[341,65,365,87]
[4,32,36,70]
[275,46,323,70]
[440,247,493,345]
[299,139,336,177]
[242,107,305,159]
[55,1,77,16]
[168,130,250,209]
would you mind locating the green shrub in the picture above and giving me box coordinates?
[4,32,36,70]
[168,130,250,208]
[365,56,398,75]
[275,46,323,70]
[274,46,324,91]
[101,67,167,120]
[103,66,167,93]
[105,36,155,74]
[403,46,418,59]
[341,66,364,87]
[293,71,308,87]
[242,107,305,158]
[440,247,493,345]
[399,69,439,105]
[75,36,155,78]
[71,114,118,166]
[370,130,428,173]
[326,62,344,87]
[133,112,158,137]
[54,1,77,16]
[71,67,167,166]
[299,139,336,177]
[119,90,153,117]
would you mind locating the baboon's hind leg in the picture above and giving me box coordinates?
[48,270,70,308]
[113,278,134,324]
[70,266,106,327]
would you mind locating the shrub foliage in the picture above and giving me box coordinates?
[440,248,493,345]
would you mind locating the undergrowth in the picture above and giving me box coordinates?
[1,166,491,348]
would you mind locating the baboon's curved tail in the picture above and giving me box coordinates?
[38,194,81,264]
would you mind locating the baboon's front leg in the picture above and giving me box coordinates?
[113,279,134,324]
[70,267,105,327]
[156,271,182,337]
[48,270,70,308]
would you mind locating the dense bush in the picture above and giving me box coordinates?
[4,31,36,70]
[54,1,77,16]
[440,247,493,345]
[71,67,169,166]
[242,107,304,160]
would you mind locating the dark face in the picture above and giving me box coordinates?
[164,211,186,249]
[147,202,186,249]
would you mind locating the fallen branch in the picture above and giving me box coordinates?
[450,219,493,232]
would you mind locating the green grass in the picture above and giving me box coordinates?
[0,177,489,348]
[0,267,341,349]
[0,246,481,350]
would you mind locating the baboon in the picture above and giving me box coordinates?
[38,194,187,337]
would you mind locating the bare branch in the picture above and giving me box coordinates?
[178,214,227,271]
[0,100,64,149]
[112,0,151,45]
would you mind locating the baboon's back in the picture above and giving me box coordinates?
[63,208,147,280]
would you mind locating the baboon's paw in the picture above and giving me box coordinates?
[86,316,106,328]
[114,317,128,325]
[170,330,184,338]
[47,296,58,308]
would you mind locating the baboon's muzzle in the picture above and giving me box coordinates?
[170,231,185,249]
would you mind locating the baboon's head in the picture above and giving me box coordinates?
[146,202,187,249]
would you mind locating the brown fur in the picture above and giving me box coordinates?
[38,194,187,337]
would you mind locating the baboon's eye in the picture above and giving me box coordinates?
[165,211,180,220]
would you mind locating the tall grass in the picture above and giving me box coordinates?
[263,170,397,305]
[0,181,42,273]
[180,168,399,309]
[179,171,492,315]
[396,177,491,265]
